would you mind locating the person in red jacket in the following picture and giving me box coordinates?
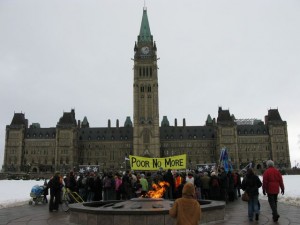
[262,160,285,222]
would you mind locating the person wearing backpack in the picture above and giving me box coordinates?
[86,172,96,202]
[200,172,210,200]
[103,173,115,200]
[209,172,220,200]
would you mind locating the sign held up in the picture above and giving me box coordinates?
[129,154,187,171]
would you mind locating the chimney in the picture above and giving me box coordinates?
[116,119,119,128]
[108,119,111,128]
[175,118,177,127]
[183,118,186,127]
[78,120,81,128]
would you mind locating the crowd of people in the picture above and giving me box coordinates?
[45,160,285,224]
[46,167,244,211]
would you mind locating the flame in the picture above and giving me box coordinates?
[144,181,170,198]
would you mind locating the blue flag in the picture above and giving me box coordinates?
[219,147,232,172]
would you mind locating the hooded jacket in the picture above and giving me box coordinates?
[169,183,201,225]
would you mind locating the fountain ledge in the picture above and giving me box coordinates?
[69,199,225,225]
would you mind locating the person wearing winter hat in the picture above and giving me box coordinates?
[169,182,201,225]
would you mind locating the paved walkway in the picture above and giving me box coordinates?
[0,198,299,225]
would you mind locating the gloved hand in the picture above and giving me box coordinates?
[281,190,284,195]
[263,190,266,195]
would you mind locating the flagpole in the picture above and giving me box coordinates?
[239,163,251,174]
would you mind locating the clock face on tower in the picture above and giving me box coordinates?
[141,46,150,55]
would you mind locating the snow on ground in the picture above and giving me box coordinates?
[0,179,45,209]
[259,175,300,206]
[0,175,299,209]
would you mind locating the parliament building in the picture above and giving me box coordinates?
[2,8,291,174]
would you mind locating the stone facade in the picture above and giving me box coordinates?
[2,8,291,173]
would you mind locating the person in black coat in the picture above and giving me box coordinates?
[163,169,175,199]
[218,168,229,202]
[48,171,63,212]
[241,168,262,221]
[43,179,48,203]
[93,174,103,201]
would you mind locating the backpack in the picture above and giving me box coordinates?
[104,177,112,188]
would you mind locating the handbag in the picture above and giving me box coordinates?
[242,192,249,201]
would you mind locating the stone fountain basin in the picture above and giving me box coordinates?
[69,198,225,225]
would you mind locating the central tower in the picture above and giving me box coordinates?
[133,8,160,157]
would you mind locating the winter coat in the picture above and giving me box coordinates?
[48,175,63,195]
[66,175,77,192]
[163,170,175,188]
[263,166,284,194]
[200,175,211,189]
[169,183,201,225]
[241,173,262,197]
[140,177,148,192]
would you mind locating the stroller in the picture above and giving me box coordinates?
[29,185,47,205]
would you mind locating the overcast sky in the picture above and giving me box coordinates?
[0,0,299,168]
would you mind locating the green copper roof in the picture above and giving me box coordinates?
[124,116,133,127]
[206,114,213,123]
[138,8,152,43]
[161,116,170,127]
[82,116,88,125]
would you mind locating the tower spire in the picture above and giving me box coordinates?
[138,7,152,43]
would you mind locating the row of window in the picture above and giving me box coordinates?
[26,133,56,138]
[238,130,267,135]
[81,129,131,135]
[140,86,152,92]
[79,136,130,141]
[162,142,215,148]
[139,67,153,77]
[164,134,215,139]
